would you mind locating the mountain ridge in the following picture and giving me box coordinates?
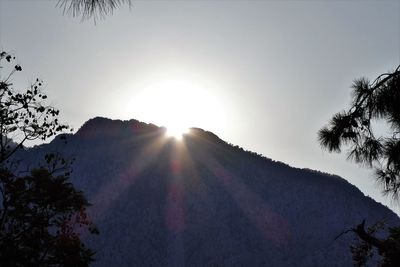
[72,117,398,204]
[17,117,400,266]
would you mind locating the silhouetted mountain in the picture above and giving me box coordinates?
[19,117,399,266]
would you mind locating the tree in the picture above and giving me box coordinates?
[0,51,98,266]
[57,0,132,21]
[319,66,400,266]
[319,66,400,198]
[0,52,69,164]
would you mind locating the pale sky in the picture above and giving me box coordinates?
[1,0,399,213]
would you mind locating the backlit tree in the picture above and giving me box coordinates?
[0,51,98,267]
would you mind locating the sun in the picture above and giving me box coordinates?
[128,79,226,137]
[166,125,189,139]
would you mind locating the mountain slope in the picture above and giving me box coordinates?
[19,117,399,266]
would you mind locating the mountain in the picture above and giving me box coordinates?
[18,117,399,266]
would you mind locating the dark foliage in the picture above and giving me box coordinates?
[349,221,382,267]
[0,51,97,266]
[57,0,132,21]
[0,51,69,164]
[318,66,400,199]
[346,220,400,267]
[0,168,98,267]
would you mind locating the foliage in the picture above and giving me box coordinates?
[319,66,400,266]
[349,220,384,267]
[347,220,400,267]
[57,0,132,21]
[0,51,69,164]
[0,51,98,266]
[0,168,98,267]
[318,66,400,198]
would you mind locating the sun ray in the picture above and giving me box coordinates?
[196,146,291,247]
[89,132,168,219]
[165,141,187,266]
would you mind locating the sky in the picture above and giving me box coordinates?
[1,0,400,214]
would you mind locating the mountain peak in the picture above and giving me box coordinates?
[75,117,225,145]
[76,117,160,138]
